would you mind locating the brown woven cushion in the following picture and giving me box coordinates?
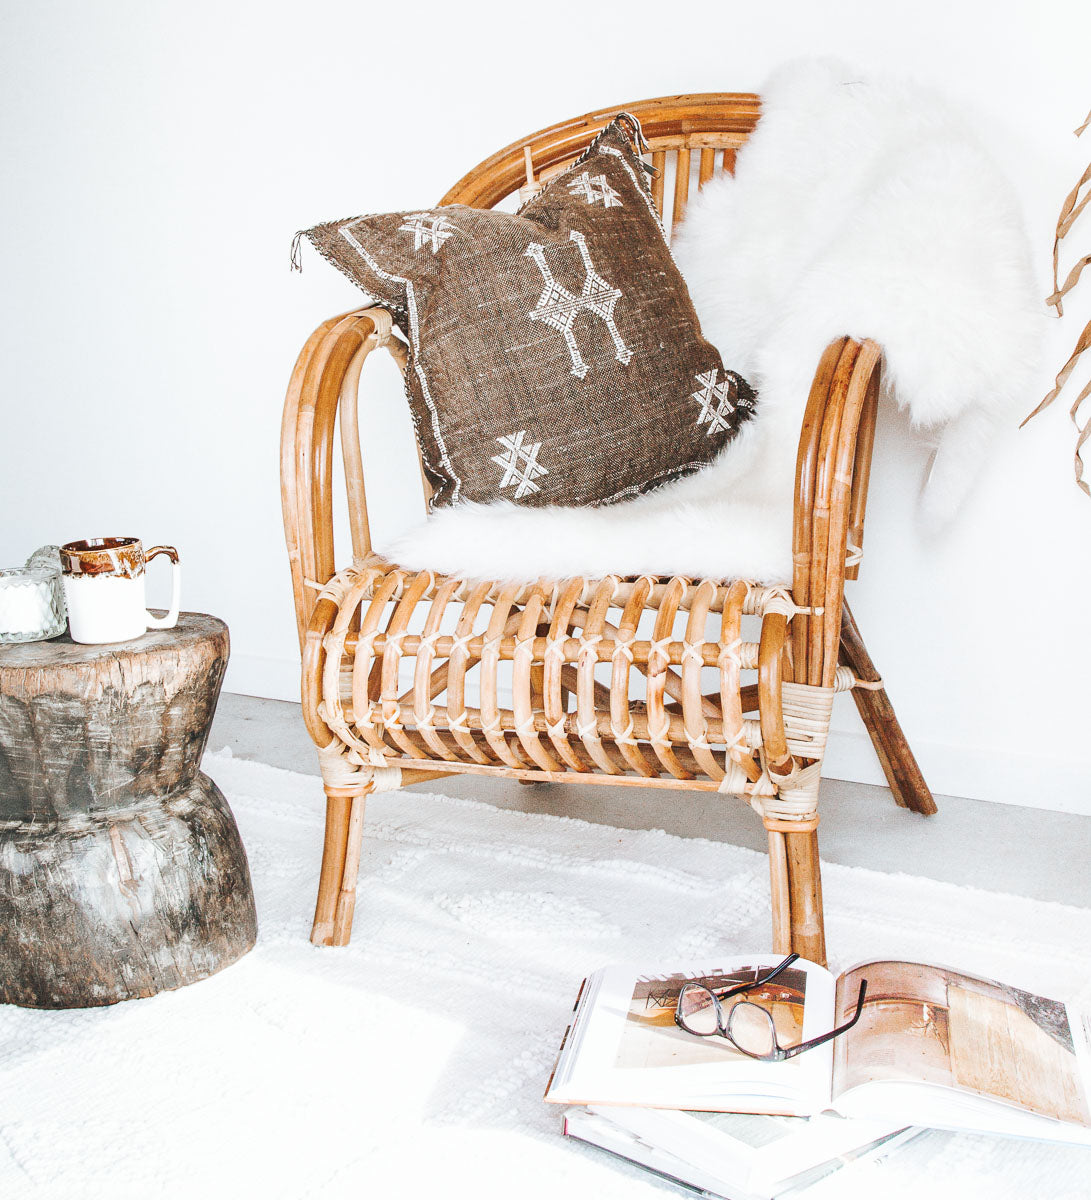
[300,116,756,508]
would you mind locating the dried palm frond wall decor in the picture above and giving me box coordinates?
[1022,106,1091,494]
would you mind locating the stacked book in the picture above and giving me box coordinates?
[546,955,1091,1198]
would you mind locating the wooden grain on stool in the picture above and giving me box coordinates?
[0,613,257,1008]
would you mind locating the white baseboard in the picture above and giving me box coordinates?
[225,653,302,705]
[225,654,1091,816]
[823,729,1091,815]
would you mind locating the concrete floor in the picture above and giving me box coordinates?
[210,692,1091,908]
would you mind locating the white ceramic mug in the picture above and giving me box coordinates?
[61,538,181,644]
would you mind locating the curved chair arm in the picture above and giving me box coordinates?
[791,337,882,689]
[281,307,406,651]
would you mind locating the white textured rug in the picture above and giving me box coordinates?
[1,752,1089,1200]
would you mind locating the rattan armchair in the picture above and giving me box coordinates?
[281,94,936,968]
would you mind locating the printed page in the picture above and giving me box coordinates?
[547,957,835,1111]
[831,960,1091,1129]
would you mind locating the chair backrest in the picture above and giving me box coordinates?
[440,93,760,228]
[282,92,879,658]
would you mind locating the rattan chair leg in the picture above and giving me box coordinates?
[312,785,367,947]
[332,791,368,944]
[767,830,793,955]
[784,829,825,963]
[840,603,937,816]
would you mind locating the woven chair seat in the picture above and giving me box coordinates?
[306,556,847,828]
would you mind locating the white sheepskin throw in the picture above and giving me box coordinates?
[385,58,1042,583]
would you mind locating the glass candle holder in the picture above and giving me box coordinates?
[0,566,67,643]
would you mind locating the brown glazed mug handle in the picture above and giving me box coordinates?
[144,545,181,630]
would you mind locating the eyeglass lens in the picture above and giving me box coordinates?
[727,1001,776,1056]
[677,984,720,1036]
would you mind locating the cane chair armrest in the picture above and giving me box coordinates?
[281,306,408,650]
[792,337,882,689]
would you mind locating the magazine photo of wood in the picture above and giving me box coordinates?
[833,961,1091,1128]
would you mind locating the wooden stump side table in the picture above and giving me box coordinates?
[0,613,257,1008]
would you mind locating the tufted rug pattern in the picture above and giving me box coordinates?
[0,751,1089,1199]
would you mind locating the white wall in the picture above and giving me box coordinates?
[3,1,1090,812]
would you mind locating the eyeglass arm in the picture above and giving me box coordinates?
[713,953,801,1003]
[779,979,869,1060]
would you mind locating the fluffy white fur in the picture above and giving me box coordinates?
[386,58,1043,582]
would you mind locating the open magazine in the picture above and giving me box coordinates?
[545,956,1091,1144]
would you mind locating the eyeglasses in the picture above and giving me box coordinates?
[674,953,868,1061]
